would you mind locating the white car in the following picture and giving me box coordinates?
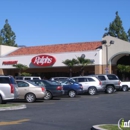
[120,81,130,91]
[72,76,103,95]
[0,75,19,104]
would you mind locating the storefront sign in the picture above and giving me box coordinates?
[2,61,18,65]
[31,55,56,66]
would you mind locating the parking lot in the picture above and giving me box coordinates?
[0,91,130,130]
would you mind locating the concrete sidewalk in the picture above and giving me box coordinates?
[0,104,26,111]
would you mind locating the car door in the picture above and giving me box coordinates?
[62,81,71,93]
[16,81,29,99]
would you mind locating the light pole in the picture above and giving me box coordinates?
[102,40,114,74]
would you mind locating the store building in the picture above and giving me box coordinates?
[0,36,130,79]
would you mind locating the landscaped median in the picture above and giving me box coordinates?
[91,124,130,130]
[0,104,27,111]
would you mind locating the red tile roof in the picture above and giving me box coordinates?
[8,41,102,56]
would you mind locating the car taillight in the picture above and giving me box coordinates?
[56,86,62,90]
[41,87,45,92]
[79,84,83,89]
[10,84,14,93]
[99,81,102,85]
[118,81,121,85]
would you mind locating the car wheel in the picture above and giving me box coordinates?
[25,93,36,103]
[44,91,53,100]
[88,87,97,95]
[68,90,76,98]
[122,85,128,92]
[0,96,2,104]
[2,100,7,104]
[106,86,114,94]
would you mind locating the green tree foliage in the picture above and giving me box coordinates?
[76,56,93,76]
[21,72,32,76]
[62,59,78,77]
[0,19,17,46]
[13,64,28,76]
[127,28,130,42]
[117,64,130,73]
[103,11,128,41]
[0,36,2,45]
[117,64,130,81]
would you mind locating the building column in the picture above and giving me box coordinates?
[95,65,102,74]
[0,69,4,75]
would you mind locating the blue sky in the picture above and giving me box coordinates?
[0,0,130,46]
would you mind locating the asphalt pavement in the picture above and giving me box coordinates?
[0,91,130,130]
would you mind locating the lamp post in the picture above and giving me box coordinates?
[102,40,114,74]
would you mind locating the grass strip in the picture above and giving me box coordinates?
[0,104,23,107]
[100,124,130,130]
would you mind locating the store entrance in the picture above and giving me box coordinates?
[117,55,130,80]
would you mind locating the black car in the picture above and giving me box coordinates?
[30,80,64,100]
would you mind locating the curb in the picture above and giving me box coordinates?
[91,124,107,130]
[91,124,118,130]
[0,104,27,111]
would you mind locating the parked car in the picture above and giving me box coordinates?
[72,76,103,95]
[89,74,121,93]
[16,80,46,103]
[120,81,130,91]
[30,79,64,100]
[15,76,41,80]
[0,75,19,104]
[60,79,83,97]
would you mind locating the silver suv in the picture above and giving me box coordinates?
[89,74,121,94]
[0,75,19,104]
[72,76,102,95]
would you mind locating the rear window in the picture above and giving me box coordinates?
[45,80,60,85]
[16,81,29,87]
[0,77,16,84]
[24,78,31,80]
[28,80,45,86]
[33,78,40,80]
[98,76,106,81]
[87,78,95,82]
[15,77,23,80]
[107,75,118,80]
[77,78,87,82]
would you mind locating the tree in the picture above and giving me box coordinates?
[103,11,128,41]
[0,19,17,46]
[127,28,130,42]
[21,72,32,76]
[0,35,2,45]
[13,64,28,76]
[62,59,78,77]
[76,56,93,76]
[117,64,130,81]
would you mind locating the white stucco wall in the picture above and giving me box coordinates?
[0,45,19,56]
[102,36,130,65]
[0,49,102,69]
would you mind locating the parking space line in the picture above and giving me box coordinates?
[0,119,30,126]
[80,96,99,98]
[61,99,79,101]
[43,102,55,104]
